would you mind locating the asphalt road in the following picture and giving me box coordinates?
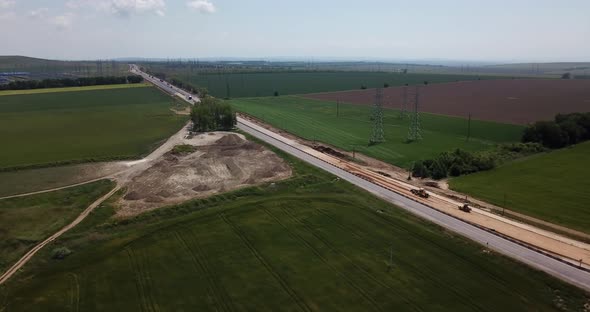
[133,65,590,293]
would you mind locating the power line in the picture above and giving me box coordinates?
[407,86,422,142]
[370,88,385,144]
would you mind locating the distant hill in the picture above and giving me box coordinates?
[0,56,128,79]
[484,62,590,77]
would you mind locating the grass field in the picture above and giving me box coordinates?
[450,142,590,234]
[174,71,502,98]
[0,83,150,96]
[230,96,523,168]
[0,180,114,273]
[0,86,187,170]
[0,145,587,311]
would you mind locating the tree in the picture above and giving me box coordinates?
[412,161,430,178]
[522,121,569,148]
[430,159,448,180]
[190,96,236,132]
[383,83,389,88]
[561,72,572,79]
[274,91,279,96]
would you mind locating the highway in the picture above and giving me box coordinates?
[132,65,590,292]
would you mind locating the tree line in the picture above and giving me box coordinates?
[190,96,236,132]
[0,75,144,91]
[522,112,590,148]
[412,143,545,180]
[412,112,590,180]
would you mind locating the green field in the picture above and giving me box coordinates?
[0,86,187,170]
[173,71,502,98]
[230,96,523,167]
[450,142,590,234]
[0,146,587,311]
[0,180,114,273]
[0,83,150,96]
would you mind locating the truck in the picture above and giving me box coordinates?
[458,204,472,213]
[410,188,429,198]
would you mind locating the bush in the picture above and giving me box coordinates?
[51,247,72,260]
[412,161,430,178]
[413,142,546,180]
[190,96,236,132]
[522,112,590,148]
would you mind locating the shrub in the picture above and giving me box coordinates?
[51,247,72,260]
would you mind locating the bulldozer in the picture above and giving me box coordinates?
[410,188,429,199]
[458,204,472,213]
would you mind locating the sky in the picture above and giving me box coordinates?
[0,0,589,63]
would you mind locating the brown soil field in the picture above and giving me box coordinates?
[117,133,291,217]
[304,79,590,124]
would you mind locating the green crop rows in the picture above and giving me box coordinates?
[451,141,590,234]
[0,86,187,170]
[1,146,586,311]
[230,96,523,168]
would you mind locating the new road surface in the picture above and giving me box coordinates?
[132,66,590,292]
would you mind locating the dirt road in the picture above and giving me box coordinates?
[0,184,121,285]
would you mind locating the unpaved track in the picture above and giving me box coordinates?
[0,184,121,285]
[0,177,111,201]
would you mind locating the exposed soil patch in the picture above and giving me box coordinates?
[313,145,348,159]
[117,132,292,217]
[304,79,590,124]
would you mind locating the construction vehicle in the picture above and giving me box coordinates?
[410,188,429,198]
[459,204,472,213]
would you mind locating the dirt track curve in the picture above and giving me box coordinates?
[0,184,121,285]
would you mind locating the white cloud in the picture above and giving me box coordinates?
[66,0,166,17]
[29,8,49,19]
[186,0,216,14]
[0,0,15,9]
[51,13,75,30]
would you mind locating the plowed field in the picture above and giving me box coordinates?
[304,79,590,124]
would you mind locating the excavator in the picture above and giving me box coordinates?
[410,188,429,198]
[458,204,472,213]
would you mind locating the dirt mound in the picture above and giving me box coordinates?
[116,134,292,217]
[124,191,142,201]
[215,134,244,145]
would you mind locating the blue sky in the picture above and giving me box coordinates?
[1,0,589,62]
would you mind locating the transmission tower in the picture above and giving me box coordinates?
[370,88,385,144]
[399,86,408,119]
[407,86,423,142]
